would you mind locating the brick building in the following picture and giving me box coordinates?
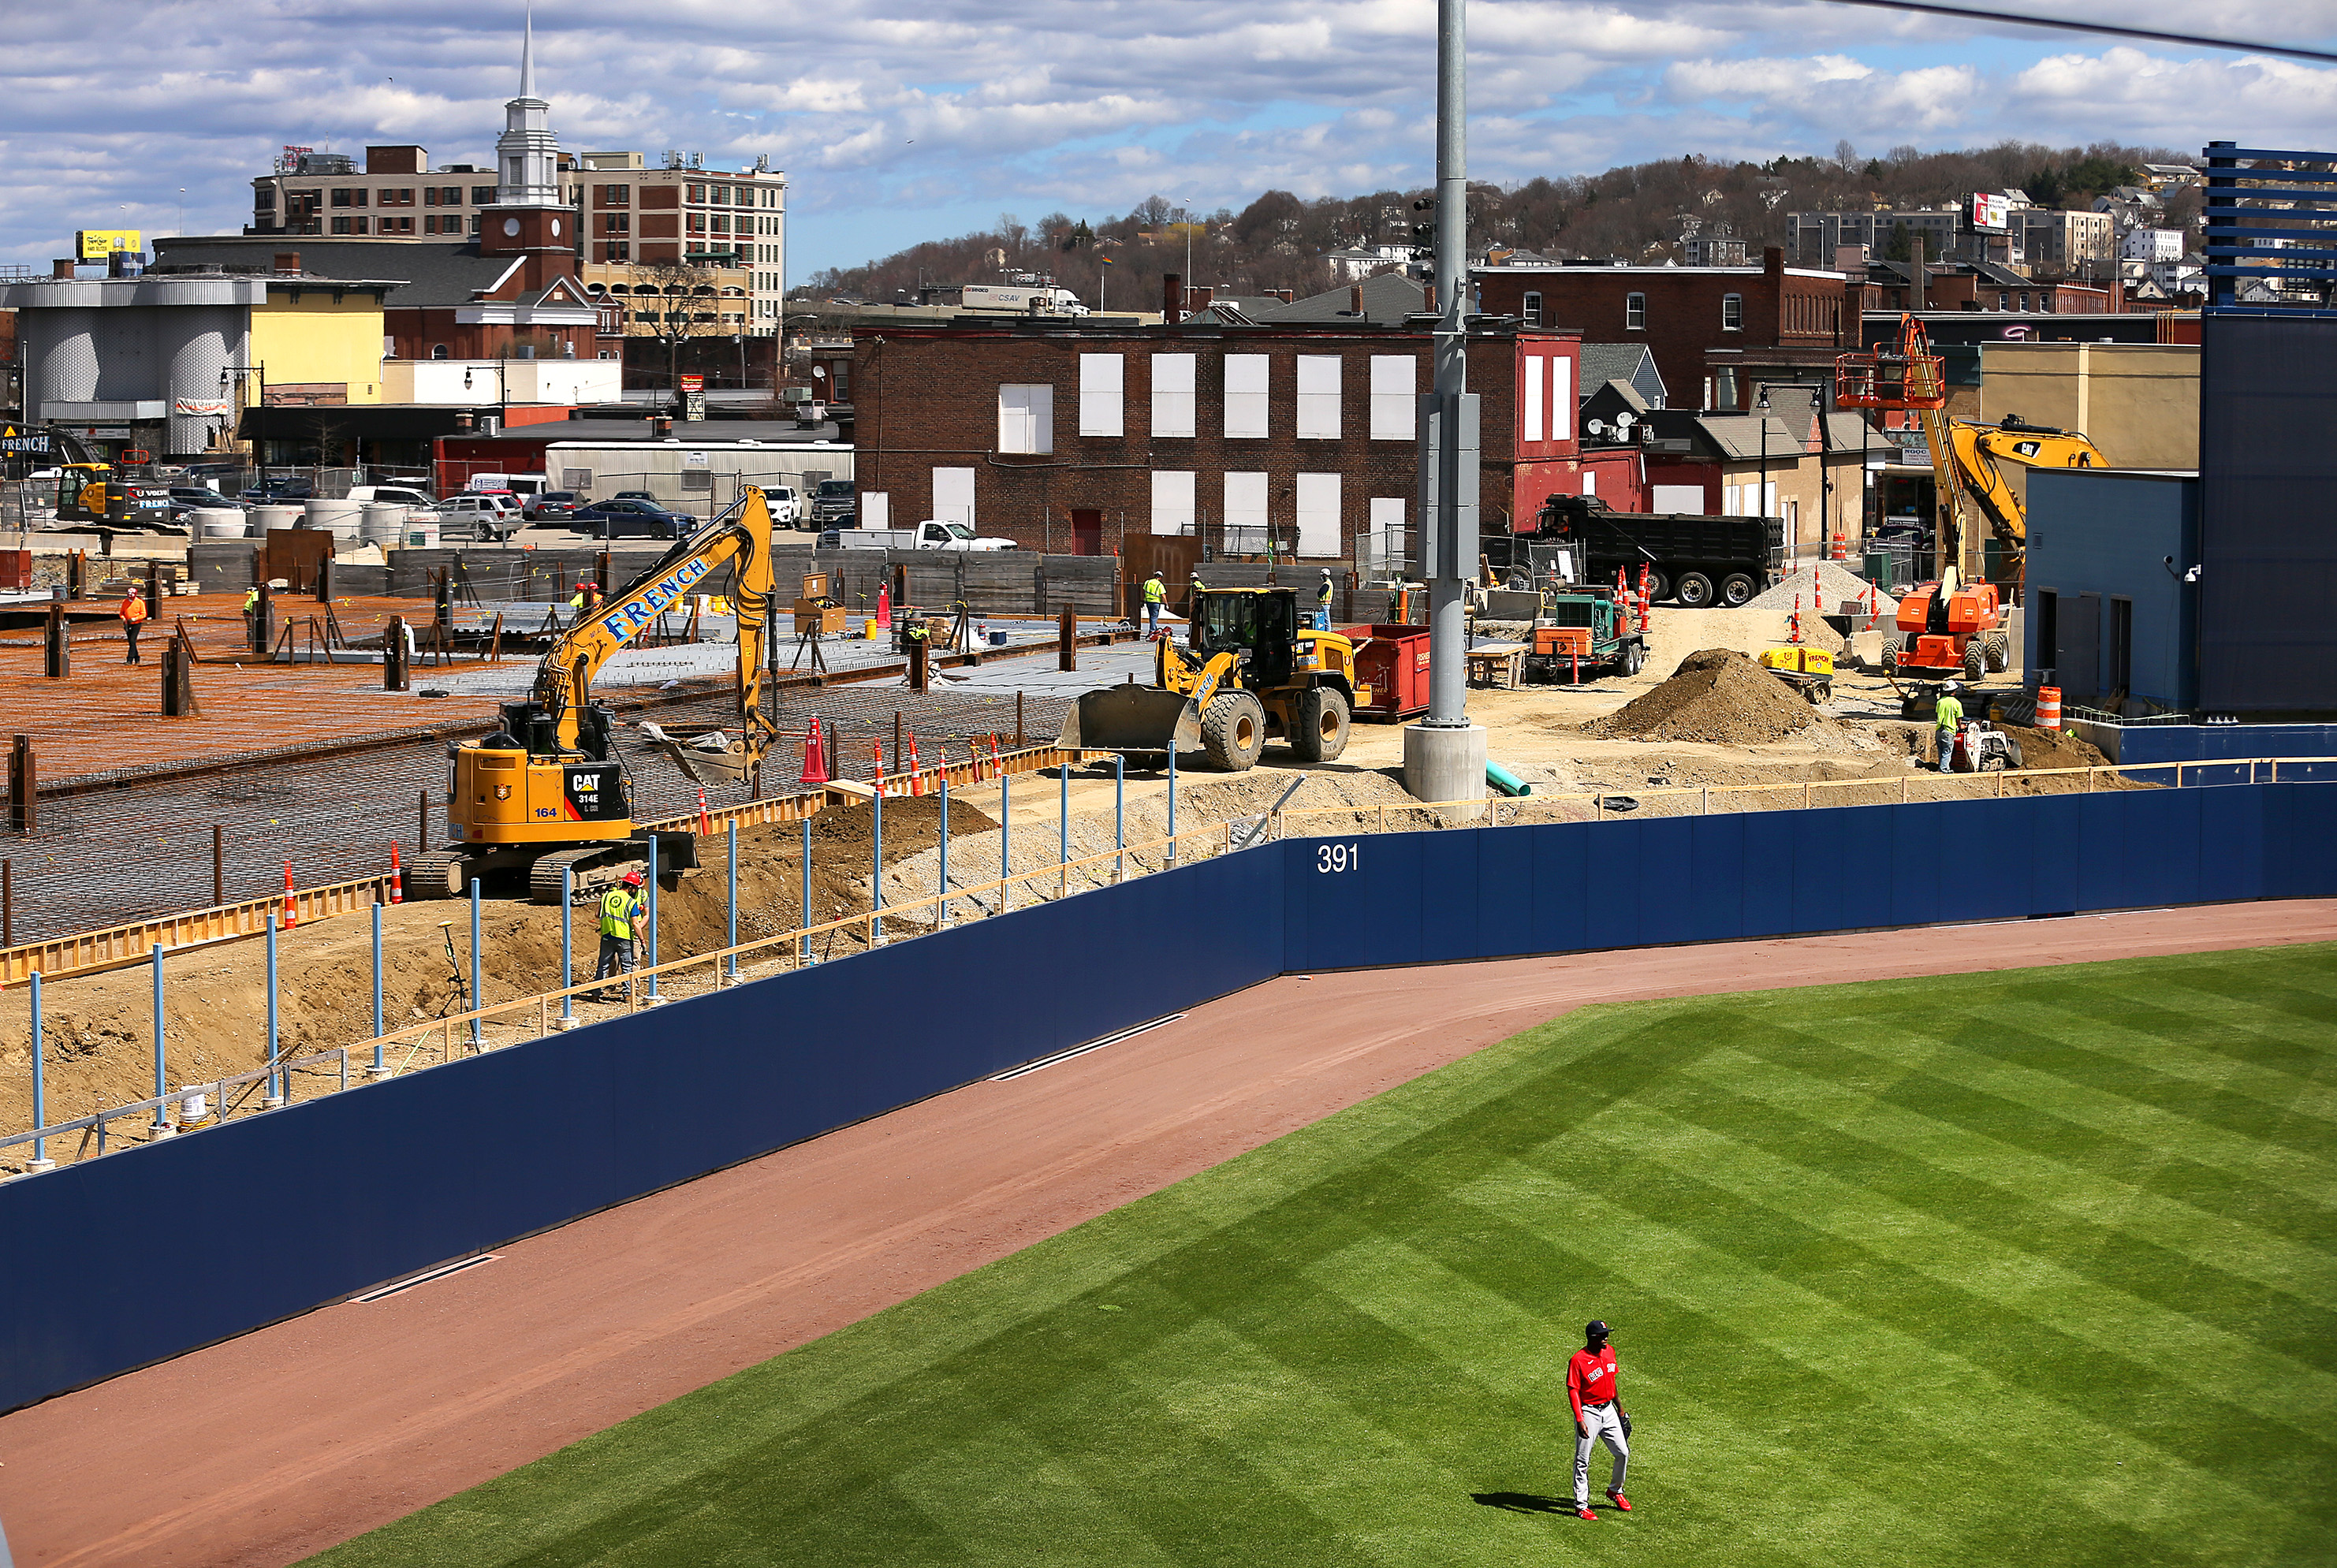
[851,312,1639,564]
[1472,248,1854,413]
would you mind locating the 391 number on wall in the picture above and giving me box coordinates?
[1316,842,1359,873]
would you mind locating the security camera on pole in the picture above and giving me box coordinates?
[1403,0,1488,803]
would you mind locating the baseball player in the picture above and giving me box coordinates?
[1567,1318,1631,1519]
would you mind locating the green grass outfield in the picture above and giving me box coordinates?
[311,944,2337,1567]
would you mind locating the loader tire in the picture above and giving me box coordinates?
[1201,691,1266,772]
[1962,641,1986,680]
[1292,686,1351,763]
[1984,631,2011,672]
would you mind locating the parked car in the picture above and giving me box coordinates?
[240,475,315,501]
[828,520,1018,551]
[809,479,855,527]
[613,490,660,503]
[439,493,523,540]
[571,497,691,539]
[345,483,438,508]
[522,490,583,521]
[762,485,802,527]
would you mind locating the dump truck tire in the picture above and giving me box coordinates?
[1674,571,1715,608]
[1292,686,1351,762]
[1201,691,1266,772]
[1719,572,1757,608]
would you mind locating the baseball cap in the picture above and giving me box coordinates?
[1585,1320,1612,1339]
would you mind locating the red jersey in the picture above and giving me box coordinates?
[1567,1345,1620,1420]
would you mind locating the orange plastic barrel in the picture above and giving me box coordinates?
[2036,686,2062,729]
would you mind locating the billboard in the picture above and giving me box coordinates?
[1970,193,2012,232]
[76,229,143,259]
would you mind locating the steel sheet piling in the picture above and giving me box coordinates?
[150,944,169,1137]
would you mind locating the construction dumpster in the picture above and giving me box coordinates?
[1350,624,1432,721]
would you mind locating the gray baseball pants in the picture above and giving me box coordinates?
[1574,1402,1628,1504]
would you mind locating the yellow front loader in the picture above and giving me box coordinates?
[1060,587,1366,771]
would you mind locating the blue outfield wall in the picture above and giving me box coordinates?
[4,784,2335,1414]
[2095,724,2337,780]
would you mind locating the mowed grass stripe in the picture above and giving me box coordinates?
[1306,1237,2015,1568]
[1455,1160,2305,1549]
[306,948,2335,1568]
[1578,1102,2337,1432]
[1683,1047,2337,1359]
[2034,989,2337,1129]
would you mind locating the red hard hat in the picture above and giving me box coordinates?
[622,870,645,886]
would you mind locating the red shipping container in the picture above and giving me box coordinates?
[1348,624,1432,721]
[0,550,31,591]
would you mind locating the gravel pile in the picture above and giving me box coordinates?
[1582,648,1830,745]
[1746,561,1897,616]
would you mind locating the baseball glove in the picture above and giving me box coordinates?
[1620,1411,1633,1438]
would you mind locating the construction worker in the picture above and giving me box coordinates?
[1314,568,1335,630]
[117,586,148,664]
[588,870,646,1000]
[1567,1319,1631,1521]
[1141,569,1167,638]
[1933,680,1966,771]
[567,580,603,616]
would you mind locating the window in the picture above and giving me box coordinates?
[829,362,848,398]
[330,188,354,207]
[382,188,413,206]
[599,184,631,206]
[2108,597,2133,694]
[1079,352,1124,436]
[686,183,706,203]
[1549,354,1572,441]
[423,188,438,207]
[255,187,277,210]
[330,215,352,234]
[1626,292,1646,330]
[1369,354,1416,441]
[430,345,449,360]
[603,213,630,234]
[1721,292,1743,330]
[1150,470,1195,534]
[1295,355,1340,439]
[930,467,975,528]
[1223,354,1269,438]
[997,385,1053,455]
[1295,472,1340,558]
[1522,291,1543,327]
[1523,354,1545,444]
[472,186,496,205]
[1224,471,1269,554]
[1150,352,1195,438]
[423,214,440,233]
[442,187,462,205]
[469,214,481,234]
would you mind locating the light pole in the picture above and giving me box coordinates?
[220,363,266,485]
[1178,197,1195,310]
[1756,387,1772,549]
[1403,0,1485,804]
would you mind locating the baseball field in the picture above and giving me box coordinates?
[308,943,2336,1567]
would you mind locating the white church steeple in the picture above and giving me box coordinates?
[494,4,560,208]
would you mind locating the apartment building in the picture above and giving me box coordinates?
[850,312,1633,562]
[2014,208,2115,278]
[573,151,787,331]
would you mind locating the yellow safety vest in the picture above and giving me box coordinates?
[1142,578,1165,604]
[1934,696,1964,732]
[599,888,640,940]
[1317,579,1333,605]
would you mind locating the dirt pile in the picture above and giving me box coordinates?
[1994,724,2111,773]
[1582,649,1831,746]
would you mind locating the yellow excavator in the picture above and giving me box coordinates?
[1060,586,1363,770]
[415,486,780,903]
[1946,414,2108,563]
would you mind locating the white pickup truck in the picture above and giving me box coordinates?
[826,520,1019,551]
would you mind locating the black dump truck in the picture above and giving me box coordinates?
[1503,494,1787,609]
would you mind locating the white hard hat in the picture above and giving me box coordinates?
[1940,680,1962,694]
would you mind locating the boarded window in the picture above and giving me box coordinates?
[1150,470,1195,534]
[1079,353,1124,437]
[1151,353,1195,438]
[1295,355,1341,439]
[931,467,975,528]
[997,385,1053,455]
[1370,355,1416,441]
[1295,472,1341,559]
[1523,355,1545,445]
[1549,355,1572,442]
[1223,471,1268,553]
[1223,354,1269,439]
[860,493,890,529]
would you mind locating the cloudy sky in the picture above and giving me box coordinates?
[2,0,2333,276]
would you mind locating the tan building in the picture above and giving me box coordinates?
[579,258,753,335]
[250,144,575,243]
[574,152,786,333]
[2014,208,2115,280]
[1980,341,2199,513]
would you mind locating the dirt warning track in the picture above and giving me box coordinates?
[5,899,2334,1568]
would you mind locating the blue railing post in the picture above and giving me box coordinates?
[371,902,386,1077]
[28,972,53,1171]
[938,775,950,929]
[469,878,485,1048]
[151,944,170,1137]
[1059,758,1070,895]
[645,838,661,1002]
[871,787,885,946]
[559,865,576,1028]
[725,819,740,983]
[263,914,283,1108]
[1001,768,1012,912]
[800,815,813,966]
[1168,746,1178,868]
[1115,752,1125,883]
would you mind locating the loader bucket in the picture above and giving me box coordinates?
[1059,683,1203,755]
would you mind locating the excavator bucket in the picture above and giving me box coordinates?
[642,722,755,786]
[1058,681,1202,755]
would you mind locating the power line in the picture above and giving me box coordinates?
[1810,0,2337,66]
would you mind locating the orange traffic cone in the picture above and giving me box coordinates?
[1831,531,1849,561]
[873,739,886,797]
[875,583,893,631]
[697,787,711,834]
[905,732,922,796]
[282,861,298,929]
[389,842,403,905]
[801,717,829,784]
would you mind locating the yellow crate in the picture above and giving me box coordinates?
[1758,646,1833,674]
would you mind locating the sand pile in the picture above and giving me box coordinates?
[1747,561,1897,616]
[1582,648,1829,745]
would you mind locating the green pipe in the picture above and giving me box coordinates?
[1486,761,1530,797]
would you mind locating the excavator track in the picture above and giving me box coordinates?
[528,844,642,906]
[406,851,472,900]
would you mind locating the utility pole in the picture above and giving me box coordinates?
[1403,0,1485,803]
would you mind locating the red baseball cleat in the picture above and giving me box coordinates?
[1606,1489,1632,1512]
[1577,1507,1599,1521]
